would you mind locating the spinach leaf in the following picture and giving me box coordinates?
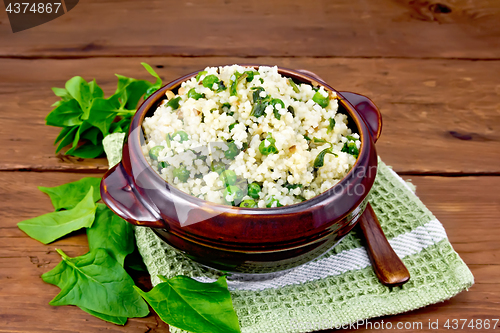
[42,248,149,318]
[87,204,134,267]
[17,188,96,244]
[314,147,338,169]
[45,99,83,127]
[65,76,92,117]
[141,62,162,99]
[48,63,159,158]
[38,177,101,211]
[80,306,127,326]
[135,275,241,333]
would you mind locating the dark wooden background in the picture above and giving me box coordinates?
[1,0,499,332]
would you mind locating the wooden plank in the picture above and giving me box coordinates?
[0,172,498,332]
[1,57,499,173]
[0,0,499,59]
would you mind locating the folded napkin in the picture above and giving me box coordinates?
[103,133,474,333]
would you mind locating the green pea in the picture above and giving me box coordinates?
[167,96,181,110]
[173,165,190,183]
[240,199,257,208]
[259,134,278,156]
[148,146,164,160]
[187,88,205,100]
[247,182,261,199]
[211,161,226,174]
[312,91,329,108]
[172,130,189,142]
[202,74,221,90]
[220,170,237,186]
[223,185,245,205]
[224,141,240,160]
[265,195,283,208]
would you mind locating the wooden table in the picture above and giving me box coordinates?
[1,1,499,332]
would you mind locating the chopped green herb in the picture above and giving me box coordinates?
[229,72,248,96]
[165,134,171,148]
[288,105,295,117]
[187,88,205,100]
[228,122,237,131]
[312,91,329,108]
[284,183,303,190]
[314,147,338,169]
[313,137,328,143]
[296,195,307,202]
[167,96,181,110]
[271,98,285,120]
[224,141,240,160]
[265,195,283,208]
[288,78,300,93]
[244,70,257,82]
[158,161,169,171]
[327,118,336,133]
[346,135,358,141]
[303,135,311,141]
[341,141,359,158]
[195,71,207,81]
[259,133,278,155]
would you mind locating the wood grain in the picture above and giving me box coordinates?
[1,57,499,174]
[0,0,499,59]
[0,172,498,332]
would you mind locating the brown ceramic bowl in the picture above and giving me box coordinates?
[101,65,382,276]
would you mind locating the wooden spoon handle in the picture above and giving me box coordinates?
[359,203,410,287]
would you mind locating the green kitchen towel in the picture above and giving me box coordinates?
[103,133,474,333]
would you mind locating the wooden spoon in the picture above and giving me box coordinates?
[358,203,410,287]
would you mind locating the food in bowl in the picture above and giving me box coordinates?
[141,65,361,208]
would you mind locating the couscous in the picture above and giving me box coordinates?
[141,65,360,208]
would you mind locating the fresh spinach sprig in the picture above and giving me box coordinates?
[18,176,242,331]
[47,63,162,158]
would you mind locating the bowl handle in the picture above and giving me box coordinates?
[100,162,164,228]
[338,91,382,143]
[296,69,382,143]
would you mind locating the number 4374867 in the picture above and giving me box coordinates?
[6,2,62,14]
[444,319,499,330]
